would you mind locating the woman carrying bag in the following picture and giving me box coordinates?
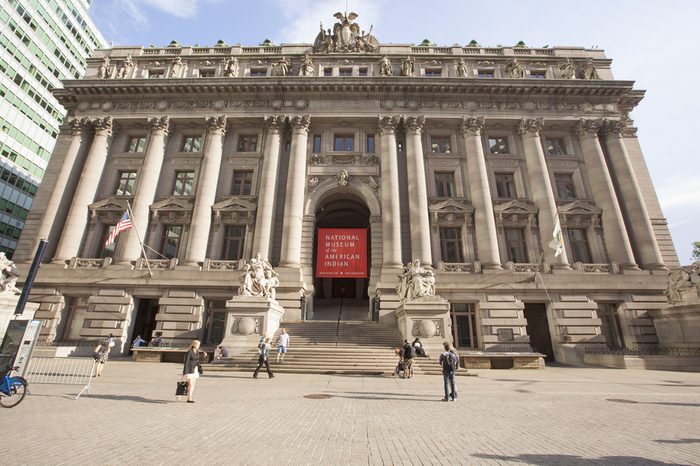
[181,340,202,403]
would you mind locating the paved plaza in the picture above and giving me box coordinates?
[5,361,700,465]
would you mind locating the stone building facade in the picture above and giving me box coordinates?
[13,14,679,363]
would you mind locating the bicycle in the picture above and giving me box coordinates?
[0,365,28,408]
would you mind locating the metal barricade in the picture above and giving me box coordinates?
[24,357,96,399]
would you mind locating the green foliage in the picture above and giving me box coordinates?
[692,241,700,261]
[514,40,527,48]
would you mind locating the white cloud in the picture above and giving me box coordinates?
[657,176,700,210]
[276,0,384,44]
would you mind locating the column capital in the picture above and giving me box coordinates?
[600,118,626,137]
[59,117,89,136]
[264,115,287,132]
[206,115,227,135]
[289,114,310,133]
[148,115,171,135]
[378,115,401,135]
[460,116,485,136]
[575,118,602,138]
[91,116,113,136]
[403,115,425,134]
[518,117,544,136]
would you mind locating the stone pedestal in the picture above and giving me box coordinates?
[220,297,285,355]
[649,305,700,347]
[0,294,39,345]
[395,296,451,356]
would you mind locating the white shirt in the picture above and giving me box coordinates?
[277,333,289,347]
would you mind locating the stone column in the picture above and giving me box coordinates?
[53,117,113,262]
[118,116,171,263]
[518,118,570,267]
[279,115,310,268]
[251,115,286,259]
[378,116,403,268]
[461,117,501,269]
[576,119,638,269]
[34,117,88,253]
[183,116,226,266]
[403,115,432,266]
[601,120,665,269]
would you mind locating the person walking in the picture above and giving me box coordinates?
[276,328,290,363]
[182,340,201,403]
[253,337,275,379]
[439,341,458,401]
[93,334,115,377]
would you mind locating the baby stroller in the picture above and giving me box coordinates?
[393,359,406,378]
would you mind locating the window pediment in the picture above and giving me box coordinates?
[212,196,257,224]
[89,197,129,223]
[494,199,538,226]
[429,198,474,224]
[150,196,194,223]
[558,200,601,227]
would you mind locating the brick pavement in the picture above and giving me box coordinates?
[4,361,700,465]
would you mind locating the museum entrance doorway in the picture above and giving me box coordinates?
[128,298,159,350]
[312,196,370,320]
[524,303,554,362]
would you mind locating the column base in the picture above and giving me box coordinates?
[481,262,503,272]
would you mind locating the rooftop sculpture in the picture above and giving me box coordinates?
[313,12,379,53]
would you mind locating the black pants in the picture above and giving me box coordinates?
[254,356,273,377]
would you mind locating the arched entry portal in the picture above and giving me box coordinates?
[313,195,370,319]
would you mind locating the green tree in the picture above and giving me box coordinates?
[692,241,700,261]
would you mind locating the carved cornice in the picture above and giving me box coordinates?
[207,115,227,135]
[403,115,425,134]
[575,118,601,138]
[148,115,171,135]
[518,117,544,136]
[378,115,401,134]
[289,114,310,132]
[264,115,287,132]
[92,116,113,135]
[460,116,485,136]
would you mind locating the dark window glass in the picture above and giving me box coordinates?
[488,137,510,154]
[430,136,451,153]
[116,171,137,196]
[358,68,368,76]
[182,136,202,152]
[435,172,456,197]
[312,134,321,153]
[554,173,577,199]
[223,225,246,260]
[440,227,464,262]
[323,67,332,76]
[334,135,354,151]
[366,134,375,153]
[173,171,194,196]
[544,138,566,156]
[424,68,442,77]
[160,225,182,259]
[231,170,253,195]
[529,70,546,79]
[237,135,258,152]
[126,136,146,153]
[505,228,528,263]
[250,68,267,77]
[494,172,517,198]
[567,228,592,263]
[478,69,494,78]
[339,67,352,76]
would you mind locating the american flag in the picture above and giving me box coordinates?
[105,211,132,246]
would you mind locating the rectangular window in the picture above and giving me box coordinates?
[358,67,368,77]
[598,303,625,350]
[199,69,215,77]
[488,137,510,154]
[567,228,592,263]
[126,136,146,153]
[451,303,478,349]
[160,225,182,259]
[323,67,332,76]
[504,228,528,263]
[223,225,246,260]
[115,170,137,196]
[231,170,253,195]
[312,134,322,153]
[554,173,577,199]
[439,227,464,262]
[494,172,517,198]
[477,69,494,78]
[173,171,195,196]
[148,69,164,78]
[339,67,352,76]
[237,135,258,152]
[529,70,547,79]
[249,68,267,77]
[424,68,442,77]
[181,136,203,153]
[100,224,116,258]
[334,134,354,151]
[430,136,452,154]
[366,134,375,153]
[544,138,567,156]
[435,172,456,197]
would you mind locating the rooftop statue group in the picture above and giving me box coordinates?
[312,12,379,53]
[396,260,436,302]
[0,252,20,295]
[238,253,280,300]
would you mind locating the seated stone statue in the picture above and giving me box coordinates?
[238,253,279,299]
[396,259,436,301]
[0,252,20,295]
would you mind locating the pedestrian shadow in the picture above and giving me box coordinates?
[642,401,700,407]
[324,392,442,402]
[83,394,169,404]
[472,453,685,465]
[655,438,700,444]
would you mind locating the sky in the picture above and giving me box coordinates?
[89,0,699,264]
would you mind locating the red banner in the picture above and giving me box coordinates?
[315,228,367,278]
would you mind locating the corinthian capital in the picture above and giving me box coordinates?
[60,117,88,136]
[207,115,227,135]
[264,115,287,132]
[403,115,426,134]
[148,115,171,135]
[575,118,601,138]
[518,117,544,136]
[289,114,310,132]
[92,116,113,135]
[378,115,401,135]
[600,118,625,137]
[460,116,485,136]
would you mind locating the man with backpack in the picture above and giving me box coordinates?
[253,336,275,379]
[402,339,416,378]
[439,341,458,401]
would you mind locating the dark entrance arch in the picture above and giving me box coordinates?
[312,195,370,319]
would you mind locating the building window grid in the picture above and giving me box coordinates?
[173,171,195,196]
[237,135,258,152]
[434,172,456,198]
[333,134,354,151]
[504,228,528,263]
[181,136,203,153]
[554,173,577,200]
[126,136,147,153]
[567,228,592,263]
[223,225,246,260]
[366,134,375,153]
[430,136,452,154]
[231,170,253,196]
[312,134,322,153]
[115,170,137,196]
[544,138,567,156]
[439,227,464,263]
[451,302,479,349]
[487,137,510,154]
[494,172,517,198]
[160,225,182,259]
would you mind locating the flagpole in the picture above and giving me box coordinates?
[126,200,152,278]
